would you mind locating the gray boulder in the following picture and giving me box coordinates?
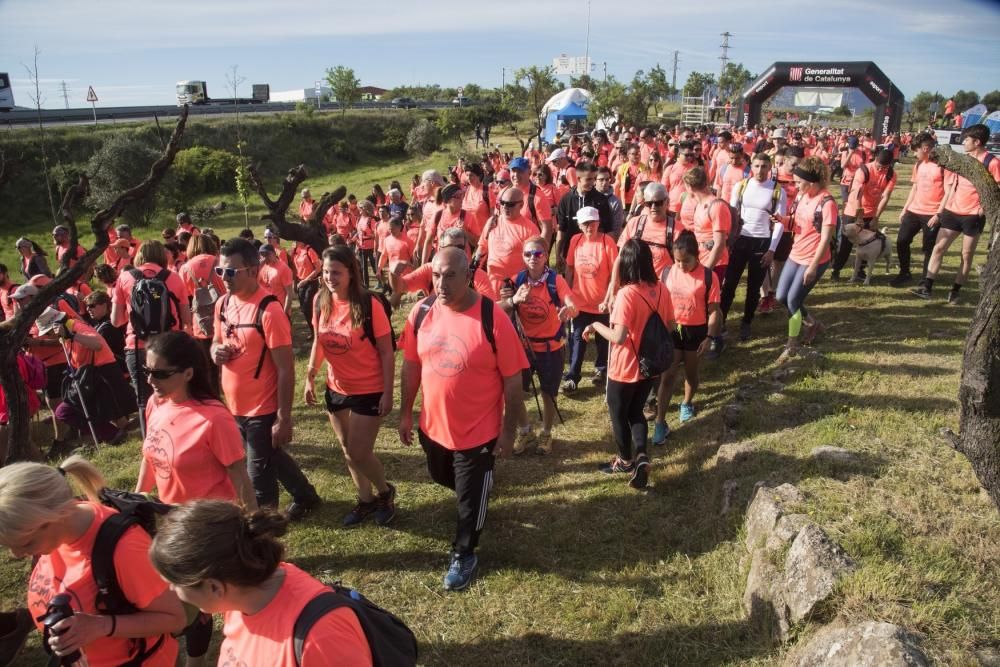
[745,483,805,552]
[784,619,929,667]
[782,524,856,623]
[810,446,861,467]
[715,441,758,466]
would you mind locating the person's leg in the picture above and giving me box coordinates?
[345,410,390,497]
[593,312,610,375]
[895,213,921,277]
[720,237,750,320]
[452,439,497,556]
[329,409,373,502]
[956,231,981,286]
[237,414,279,508]
[419,429,456,490]
[655,350,681,424]
[627,377,656,460]
[125,349,150,436]
[919,227,959,296]
[541,393,557,433]
[565,311,593,384]
[682,350,700,404]
[921,220,940,278]
[298,281,317,335]
[605,379,636,462]
[744,239,769,324]
[774,259,800,314]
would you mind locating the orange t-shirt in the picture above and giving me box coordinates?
[620,215,673,274]
[397,263,497,300]
[375,220,392,253]
[678,194,697,233]
[717,163,746,204]
[478,215,541,290]
[379,233,415,272]
[663,264,720,326]
[906,161,945,215]
[142,397,245,504]
[214,288,292,417]
[692,198,732,267]
[258,261,294,302]
[112,263,189,350]
[436,208,482,240]
[0,282,17,321]
[515,271,573,353]
[839,151,864,186]
[399,296,527,450]
[946,153,1000,215]
[607,282,674,384]
[567,233,618,313]
[311,294,391,396]
[28,298,83,367]
[462,185,491,229]
[334,211,355,239]
[299,199,316,222]
[789,191,839,266]
[844,163,897,218]
[293,245,321,281]
[64,319,116,368]
[516,183,553,227]
[27,502,179,667]
[56,243,86,267]
[662,161,697,213]
[220,563,372,667]
[356,217,377,251]
[181,254,225,340]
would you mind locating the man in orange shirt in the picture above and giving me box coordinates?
[52,225,85,270]
[662,142,698,215]
[476,186,542,294]
[298,188,316,223]
[615,144,646,209]
[831,149,897,279]
[257,244,295,315]
[398,246,527,591]
[212,238,321,519]
[912,124,1000,303]
[892,132,944,286]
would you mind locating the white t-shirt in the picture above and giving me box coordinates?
[730,178,788,250]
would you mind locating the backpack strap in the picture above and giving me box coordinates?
[703,266,714,312]
[527,182,539,230]
[361,293,375,346]
[252,295,280,379]
[544,268,561,308]
[813,195,836,235]
[412,294,437,343]
[633,214,648,241]
[293,592,350,667]
[735,178,750,214]
[480,296,497,354]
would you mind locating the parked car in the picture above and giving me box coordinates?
[452,96,472,107]
[392,97,418,109]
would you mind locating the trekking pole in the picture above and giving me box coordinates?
[59,340,101,449]
[510,310,543,421]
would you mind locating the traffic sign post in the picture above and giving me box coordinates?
[86,86,98,124]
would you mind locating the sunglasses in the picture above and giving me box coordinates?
[214,266,252,279]
[500,200,522,208]
[523,250,545,259]
[647,199,667,206]
[143,366,181,380]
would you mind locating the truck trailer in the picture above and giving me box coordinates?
[176,81,270,106]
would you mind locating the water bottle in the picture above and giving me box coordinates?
[38,594,90,667]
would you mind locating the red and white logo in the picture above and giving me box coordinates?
[789,67,804,82]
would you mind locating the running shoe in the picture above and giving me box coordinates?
[598,456,634,474]
[947,290,960,305]
[758,294,776,314]
[341,499,377,527]
[739,321,753,342]
[535,431,553,456]
[373,483,397,526]
[629,454,650,489]
[705,336,725,360]
[910,285,932,299]
[889,273,912,288]
[592,369,606,385]
[776,345,799,365]
[561,378,577,394]
[443,552,478,591]
[652,421,670,446]
[802,320,826,346]
[513,428,537,455]
[679,402,696,423]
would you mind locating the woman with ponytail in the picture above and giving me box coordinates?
[0,456,186,665]
[150,500,374,666]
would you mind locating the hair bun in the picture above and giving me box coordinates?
[244,509,289,540]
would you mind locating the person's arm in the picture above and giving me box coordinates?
[929,176,956,228]
[270,345,294,447]
[282,284,294,315]
[375,333,395,417]
[873,183,895,226]
[705,230,725,269]
[48,589,185,656]
[398,359,421,446]
[65,325,104,352]
[134,458,154,494]
[589,320,628,345]
[304,329,323,405]
[604,255,622,310]
[225,460,258,510]
[496,372,522,458]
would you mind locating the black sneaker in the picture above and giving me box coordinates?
[629,455,650,489]
[705,336,725,360]
[830,269,841,281]
[373,483,397,526]
[910,285,932,299]
[286,495,321,522]
[947,289,960,305]
[342,499,377,527]
[599,457,634,475]
[889,273,912,288]
[739,321,753,342]
[0,608,33,667]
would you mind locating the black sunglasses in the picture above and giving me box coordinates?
[143,366,181,380]
[647,199,667,206]
[500,200,522,208]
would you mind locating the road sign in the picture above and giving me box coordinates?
[86,86,98,103]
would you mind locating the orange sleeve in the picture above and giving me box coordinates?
[822,198,839,227]
[298,607,373,667]
[114,525,171,610]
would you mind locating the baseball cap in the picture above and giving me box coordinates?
[11,284,39,300]
[546,148,567,163]
[508,157,530,171]
[575,206,600,225]
[772,128,787,139]
[847,136,859,148]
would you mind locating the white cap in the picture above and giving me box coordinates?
[575,206,600,225]
[546,148,568,162]
[772,128,787,139]
[36,307,67,335]
[11,284,39,300]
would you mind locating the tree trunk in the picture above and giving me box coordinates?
[247,164,346,257]
[933,147,1000,510]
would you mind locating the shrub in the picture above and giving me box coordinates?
[86,133,161,227]
[405,119,442,157]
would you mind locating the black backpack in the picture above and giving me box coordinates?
[629,285,674,379]
[412,294,496,354]
[361,291,397,350]
[218,293,280,379]
[128,268,179,341]
[293,584,418,667]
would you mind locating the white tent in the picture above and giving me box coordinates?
[541,88,593,115]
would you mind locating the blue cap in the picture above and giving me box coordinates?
[847,136,859,148]
[508,157,530,171]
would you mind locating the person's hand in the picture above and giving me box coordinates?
[760,250,774,268]
[598,299,609,313]
[48,613,111,657]
[696,337,712,357]
[512,284,530,306]
[398,412,413,446]
[499,284,514,301]
[898,210,905,223]
[272,416,293,448]
[928,214,940,228]
[377,392,393,418]
[304,379,317,406]
[803,267,817,286]
[495,430,513,458]
[582,324,595,342]
[211,343,233,365]
[557,304,576,322]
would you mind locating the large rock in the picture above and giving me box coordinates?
[715,441,758,466]
[782,524,856,623]
[765,514,813,554]
[743,548,792,641]
[784,619,929,667]
[745,483,805,552]
[810,446,861,467]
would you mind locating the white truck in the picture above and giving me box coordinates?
[175,81,270,106]
[0,72,15,111]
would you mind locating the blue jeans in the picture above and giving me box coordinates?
[564,311,609,383]
[235,412,318,508]
[776,259,829,319]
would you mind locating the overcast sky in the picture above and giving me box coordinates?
[2,0,998,108]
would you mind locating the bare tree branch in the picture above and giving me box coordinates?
[247,164,345,255]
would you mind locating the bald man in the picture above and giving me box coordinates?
[398,246,527,591]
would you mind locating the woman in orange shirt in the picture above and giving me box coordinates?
[774,157,838,362]
[150,500,377,667]
[292,241,321,336]
[582,239,674,490]
[305,245,396,528]
[355,201,378,289]
[0,457,187,666]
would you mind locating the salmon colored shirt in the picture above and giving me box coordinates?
[718,163,746,204]
[839,151,864,186]
[27,502,179,667]
[662,161,697,213]
[478,215,541,291]
[375,220,392,253]
[356,216,377,251]
[56,243,86,267]
[299,198,316,222]
[142,397,245,504]
[678,194,697,233]
[906,161,945,215]
[334,211,355,239]
[946,152,1000,215]
[607,282,674,384]
[844,163,897,218]
[663,263,721,326]
[615,162,646,205]
[0,282,17,321]
[692,197,732,267]
[462,185,491,227]
[220,563,372,667]
[181,254,225,340]
[436,208,482,240]
[293,245,320,282]
[620,215,673,274]
[789,191,839,266]
[397,263,497,300]
[515,271,573,353]
[567,233,618,313]
[112,263,189,350]
[516,182,553,228]
[64,319,117,368]
[311,294,390,396]
[214,288,292,417]
[420,202,444,241]
[399,296,527,450]
[258,261,294,302]
[378,233,415,273]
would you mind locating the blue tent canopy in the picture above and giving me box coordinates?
[544,101,589,142]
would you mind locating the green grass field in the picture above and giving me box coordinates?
[0,121,997,665]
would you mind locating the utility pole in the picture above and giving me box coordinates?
[671,50,679,97]
[603,61,608,83]
[719,32,732,83]
[585,0,591,65]
[59,80,70,109]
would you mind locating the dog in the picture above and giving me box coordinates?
[842,222,892,285]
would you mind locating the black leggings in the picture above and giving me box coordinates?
[721,235,771,324]
[358,249,377,287]
[606,377,656,461]
[896,211,938,277]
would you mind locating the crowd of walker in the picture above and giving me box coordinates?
[0,119,996,666]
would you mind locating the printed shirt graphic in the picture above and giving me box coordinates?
[567,234,618,313]
[311,294,390,396]
[516,272,573,353]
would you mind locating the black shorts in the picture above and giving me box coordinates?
[774,231,794,262]
[939,210,986,237]
[325,388,382,417]
[671,324,708,352]
[46,363,67,400]
[522,348,564,398]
